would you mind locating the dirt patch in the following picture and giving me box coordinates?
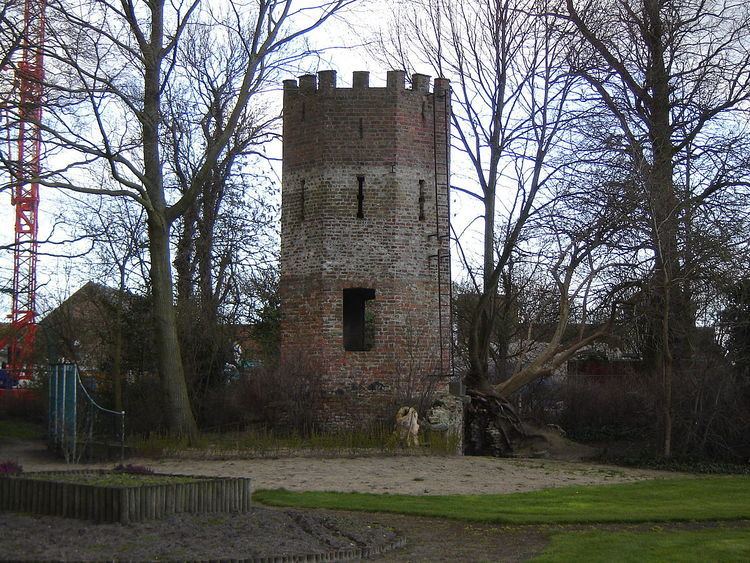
[343,511,550,562]
[0,508,401,561]
[2,509,748,562]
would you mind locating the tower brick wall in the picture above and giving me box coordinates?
[280,70,452,428]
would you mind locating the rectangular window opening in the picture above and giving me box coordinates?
[343,287,376,351]
[418,179,426,221]
[356,175,365,219]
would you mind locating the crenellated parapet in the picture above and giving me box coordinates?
[282,70,450,170]
[283,70,450,95]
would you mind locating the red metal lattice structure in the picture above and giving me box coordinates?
[1,0,46,383]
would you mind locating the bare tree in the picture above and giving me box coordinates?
[564,0,750,456]
[373,0,652,457]
[378,0,612,392]
[0,0,22,85]
[61,191,149,411]
[163,19,281,416]
[1,0,23,196]
[34,0,352,437]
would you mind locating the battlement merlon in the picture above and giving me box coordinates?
[283,70,451,96]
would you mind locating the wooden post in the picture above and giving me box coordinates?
[139,486,147,521]
[130,488,138,522]
[86,486,93,521]
[148,486,156,520]
[104,488,111,522]
[175,484,182,513]
[157,485,164,519]
[58,482,64,517]
[73,485,80,519]
[166,483,174,515]
[119,489,128,524]
[30,479,38,514]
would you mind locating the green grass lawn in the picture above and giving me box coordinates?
[534,528,750,562]
[253,476,750,525]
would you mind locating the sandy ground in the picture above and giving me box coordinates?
[130,455,680,495]
[2,438,683,495]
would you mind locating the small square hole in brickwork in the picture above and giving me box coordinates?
[343,288,376,351]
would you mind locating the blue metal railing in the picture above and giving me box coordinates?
[48,363,125,462]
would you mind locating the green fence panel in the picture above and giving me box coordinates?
[48,366,58,444]
[63,364,77,460]
[56,365,66,447]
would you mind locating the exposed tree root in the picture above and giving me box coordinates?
[464,389,527,456]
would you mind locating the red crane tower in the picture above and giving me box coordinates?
[1,0,45,384]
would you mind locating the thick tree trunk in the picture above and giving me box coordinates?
[467,303,492,391]
[175,205,197,307]
[483,190,496,295]
[112,298,123,413]
[174,205,199,405]
[645,0,680,458]
[139,0,197,438]
[148,216,198,438]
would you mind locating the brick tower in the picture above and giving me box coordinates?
[280,70,452,427]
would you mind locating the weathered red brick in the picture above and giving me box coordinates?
[280,70,453,427]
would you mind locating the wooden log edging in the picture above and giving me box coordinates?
[0,471,252,524]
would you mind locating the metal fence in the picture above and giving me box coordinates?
[48,363,125,462]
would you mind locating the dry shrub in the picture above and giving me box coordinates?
[390,365,440,420]
[516,377,563,424]
[547,362,750,461]
[201,360,324,435]
[0,392,45,423]
[671,362,750,461]
[121,375,167,436]
[555,375,654,442]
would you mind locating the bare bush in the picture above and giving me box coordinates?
[671,361,750,461]
[121,375,167,437]
[200,360,324,435]
[554,376,654,444]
